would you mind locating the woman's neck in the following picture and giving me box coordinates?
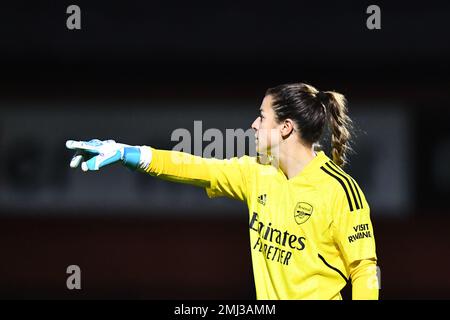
[275,142,316,180]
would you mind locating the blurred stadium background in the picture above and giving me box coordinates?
[0,1,450,299]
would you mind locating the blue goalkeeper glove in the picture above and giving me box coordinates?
[65,139,152,172]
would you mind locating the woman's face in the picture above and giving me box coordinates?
[251,95,281,155]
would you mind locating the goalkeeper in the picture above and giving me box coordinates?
[66,83,379,300]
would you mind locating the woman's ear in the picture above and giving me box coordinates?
[280,119,295,139]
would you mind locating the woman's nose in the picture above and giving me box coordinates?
[251,117,260,131]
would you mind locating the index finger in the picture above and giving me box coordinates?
[65,139,102,151]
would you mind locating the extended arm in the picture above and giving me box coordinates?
[65,139,212,187]
[65,139,251,201]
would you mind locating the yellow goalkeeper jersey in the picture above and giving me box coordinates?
[144,148,378,300]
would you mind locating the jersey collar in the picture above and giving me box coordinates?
[277,151,330,181]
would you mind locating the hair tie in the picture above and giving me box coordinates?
[316,91,328,114]
[316,91,328,103]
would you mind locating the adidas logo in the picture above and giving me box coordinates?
[257,194,267,206]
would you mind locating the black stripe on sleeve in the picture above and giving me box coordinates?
[325,162,360,210]
[320,166,354,212]
[328,161,363,209]
[349,178,363,209]
[318,254,349,283]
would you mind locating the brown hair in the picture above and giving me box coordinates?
[266,83,353,167]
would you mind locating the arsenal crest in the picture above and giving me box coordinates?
[294,202,313,225]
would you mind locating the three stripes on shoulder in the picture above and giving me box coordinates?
[320,161,363,212]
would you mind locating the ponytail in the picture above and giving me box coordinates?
[267,83,353,168]
[320,91,353,168]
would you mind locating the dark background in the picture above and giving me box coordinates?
[0,0,449,299]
